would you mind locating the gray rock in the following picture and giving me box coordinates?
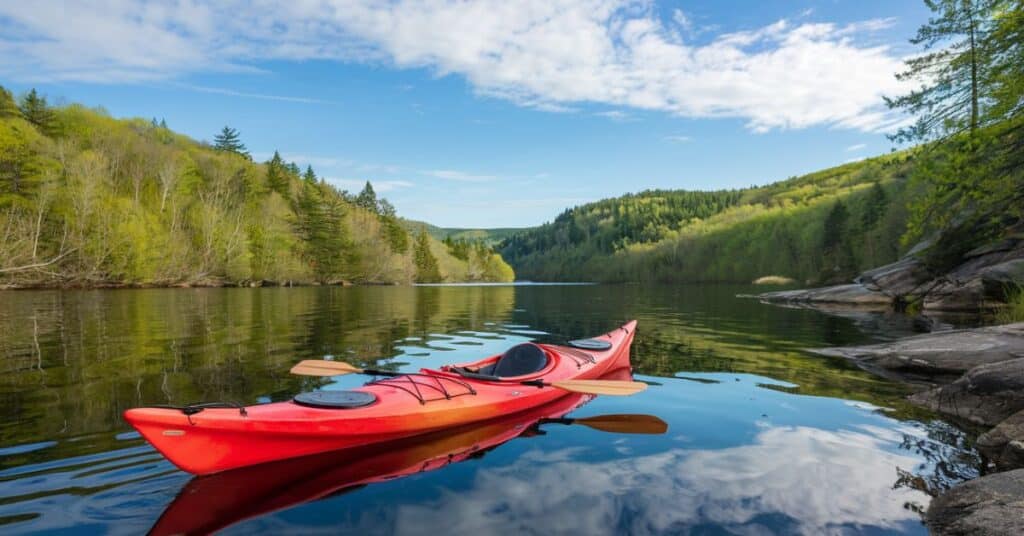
[758,283,892,308]
[856,257,931,296]
[977,410,1024,471]
[923,277,989,311]
[965,237,1022,259]
[926,469,1024,536]
[909,358,1024,426]
[810,323,1024,382]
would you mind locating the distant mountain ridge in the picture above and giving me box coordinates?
[402,220,529,246]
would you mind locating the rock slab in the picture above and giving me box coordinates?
[809,323,1024,382]
[926,469,1024,536]
[909,358,1024,426]
[977,410,1024,471]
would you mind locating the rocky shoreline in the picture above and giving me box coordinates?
[807,323,1024,534]
[758,234,1024,314]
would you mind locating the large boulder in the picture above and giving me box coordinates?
[976,409,1024,471]
[923,239,1024,311]
[909,358,1024,426]
[809,323,1024,382]
[926,469,1024,536]
[856,257,931,297]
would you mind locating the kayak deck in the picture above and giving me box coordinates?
[124,320,637,474]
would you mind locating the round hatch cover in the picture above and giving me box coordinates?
[568,338,613,351]
[293,390,377,409]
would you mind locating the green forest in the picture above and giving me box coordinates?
[0,89,514,287]
[502,1,1023,286]
[501,157,912,283]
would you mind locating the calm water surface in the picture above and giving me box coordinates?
[0,285,980,535]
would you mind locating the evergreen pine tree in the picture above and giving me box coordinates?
[159,118,168,129]
[303,165,316,184]
[413,229,442,283]
[356,181,378,212]
[18,89,56,134]
[861,182,888,229]
[295,180,349,283]
[886,0,996,142]
[213,126,249,158]
[0,85,19,118]
[821,201,855,282]
[266,151,290,197]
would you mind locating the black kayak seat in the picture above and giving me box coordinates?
[568,338,612,351]
[293,390,377,409]
[482,343,549,377]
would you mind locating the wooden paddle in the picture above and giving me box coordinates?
[289,360,647,396]
[290,360,396,377]
[541,414,668,434]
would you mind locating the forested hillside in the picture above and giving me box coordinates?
[407,221,525,246]
[501,154,915,284]
[0,86,514,287]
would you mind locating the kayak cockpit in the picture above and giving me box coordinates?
[479,343,549,377]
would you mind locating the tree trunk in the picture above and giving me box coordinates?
[967,0,979,133]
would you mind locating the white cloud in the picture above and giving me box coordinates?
[664,135,692,143]
[594,110,632,121]
[845,143,867,152]
[176,83,333,104]
[0,1,910,132]
[673,9,694,35]
[425,169,498,182]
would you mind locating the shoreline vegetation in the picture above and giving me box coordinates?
[0,86,514,290]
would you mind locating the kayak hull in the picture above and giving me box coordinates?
[125,320,637,475]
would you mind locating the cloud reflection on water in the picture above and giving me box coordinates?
[390,424,928,535]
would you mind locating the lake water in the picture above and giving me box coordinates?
[0,285,980,535]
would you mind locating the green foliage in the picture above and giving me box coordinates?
[820,201,856,283]
[861,182,888,229]
[413,229,442,283]
[994,285,1024,323]
[886,0,999,142]
[501,155,914,283]
[0,101,513,286]
[381,215,410,254]
[265,151,290,198]
[443,235,472,260]
[501,189,742,275]
[213,126,249,158]
[0,85,20,119]
[18,89,58,136]
[355,181,377,213]
[0,117,51,207]
[295,179,351,282]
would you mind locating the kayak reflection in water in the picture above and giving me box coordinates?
[149,367,665,536]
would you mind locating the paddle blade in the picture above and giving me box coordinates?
[572,414,668,434]
[547,379,647,396]
[290,360,363,377]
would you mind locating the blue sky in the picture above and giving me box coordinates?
[0,1,931,228]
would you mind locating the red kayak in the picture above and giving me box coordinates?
[125,320,638,475]
[149,370,658,536]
